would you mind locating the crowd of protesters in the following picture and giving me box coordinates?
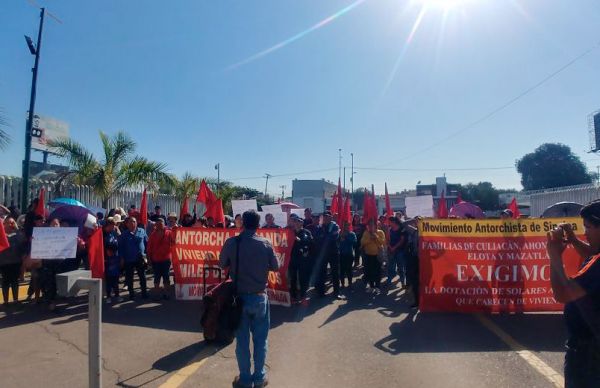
[283,208,420,306]
[1,199,421,310]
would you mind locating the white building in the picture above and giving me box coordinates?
[292,179,338,214]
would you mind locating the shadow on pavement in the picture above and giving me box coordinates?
[116,341,221,388]
[0,284,203,333]
[375,310,566,354]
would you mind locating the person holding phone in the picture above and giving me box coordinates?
[546,200,600,387]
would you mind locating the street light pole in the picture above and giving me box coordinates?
[21,8,45,213]
[264,173,271,199]
[338,148,342,183]
[215,163,220,195]
[350,153,355,211]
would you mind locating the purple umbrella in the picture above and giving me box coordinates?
[48,204,93,232]
[449,202,485,219]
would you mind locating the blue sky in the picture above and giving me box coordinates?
[1,0,600,197]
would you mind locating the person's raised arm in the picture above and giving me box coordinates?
[562,223,593,259]
[547,228,586,303]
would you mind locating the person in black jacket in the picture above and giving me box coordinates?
[314,211,342,299]
[289,214,314,304]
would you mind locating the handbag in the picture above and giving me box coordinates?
[201,236,243,343]
[223,236,244,331]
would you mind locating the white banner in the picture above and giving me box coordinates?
[31,227,78,259]
[261,204,282,214]
[405,195,434,218]
[231,199,258,217]
[290,208,305,217]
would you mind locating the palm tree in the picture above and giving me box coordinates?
[49,131,174,209]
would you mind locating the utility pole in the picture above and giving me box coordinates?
[264,173,272,199]
[21,8,45,213]
[279,185,286,201]
[343,167,346,191]
[338,148,342,183]
[215,163,220,195]
[350,153,355,211]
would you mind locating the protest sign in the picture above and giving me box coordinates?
[290,208,305,217]
[406,195,434,218]
[261,204,282,214]
[268,211,288,228]
[418,218,584,313]
[171,228,293,306]
[231,199,257,217]
[31,227,78,259]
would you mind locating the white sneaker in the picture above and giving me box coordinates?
[373,288,381,295]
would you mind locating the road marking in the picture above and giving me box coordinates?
[476,314,564,388]
[7,285,29,302]
[158,347,217,388]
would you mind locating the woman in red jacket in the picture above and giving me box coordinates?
[147,218,173,300]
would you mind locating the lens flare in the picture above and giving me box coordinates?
[225,0,368,71]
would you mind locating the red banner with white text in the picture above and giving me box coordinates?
[418,218,585,313]
[172,228,293,306]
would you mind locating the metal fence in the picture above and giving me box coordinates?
[0,175,182,215]
[529,183,600,216]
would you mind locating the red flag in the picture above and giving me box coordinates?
[341,195,352,226]
[437,190,448,219]
[196,179,217,206]
[179,197,189,222]
[362,190,370,221]
[363,188,378,224]
[331,192,339,215]
[384,183,393,218]
[370,188,379,222]
[35,187,45,217]
[0,221,9,253]
[206,199,225,226]
[87,228,104,279]
[456,192,463,204]
[508,197,521,219]
[139,188,148,226]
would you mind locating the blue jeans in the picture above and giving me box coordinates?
[236,293,270,386]
[387,250,406,284]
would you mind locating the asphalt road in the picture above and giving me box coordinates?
[0,279,567,388]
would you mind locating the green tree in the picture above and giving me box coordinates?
[459,182,501,211]
[516,143,593,190]
[50,131,173,208]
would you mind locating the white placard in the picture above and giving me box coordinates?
[405,195,434,218]
[290,208,305,217]
[31,227,78,259]
[261,204,282,214]
[231,199,258,217]
[260,211,288,228]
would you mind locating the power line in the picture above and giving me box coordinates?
[376,39,600,168]
[355,166,514,172]
[225,164,517,183]
[25,0,63,24]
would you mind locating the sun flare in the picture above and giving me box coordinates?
[414,0,474,10]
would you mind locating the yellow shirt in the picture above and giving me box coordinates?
[361,229,386,256]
